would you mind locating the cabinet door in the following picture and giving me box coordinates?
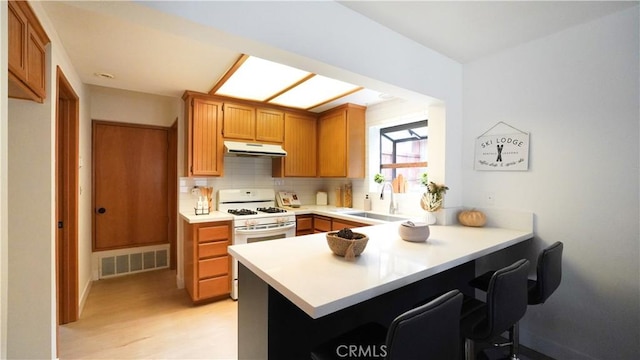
[256,108,284,143]
[318,110,347,177]
[8,1,27,79]
[314,216,332,232]
[223,103,256,140]
[283,113,317,177]
[296,215,314,236]
[26,25,46,99]
[190,98,224,176]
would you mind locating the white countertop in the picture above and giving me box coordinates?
[179,204,409,225]
[180,209,233,224]
[228,222,533,319]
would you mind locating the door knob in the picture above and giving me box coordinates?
[97,207,106,214]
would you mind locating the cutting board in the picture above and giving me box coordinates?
[392,175,407,193]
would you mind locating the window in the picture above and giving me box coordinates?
[379,120,427,189]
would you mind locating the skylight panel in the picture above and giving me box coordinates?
[214,56,311,101]
[268,75,361,109]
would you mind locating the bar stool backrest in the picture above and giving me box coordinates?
[530,241,563,305]
[486,259,529,337]
[385,289,463,360]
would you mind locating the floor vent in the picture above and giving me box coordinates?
[99,247,169,279]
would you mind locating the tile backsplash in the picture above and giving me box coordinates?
[179,156,424,214]
[179,157,366,209]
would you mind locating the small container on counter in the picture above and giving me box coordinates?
[363,194,371,211]
[344,183,353,208]
[195,196,210,215]
[335,187,343,207]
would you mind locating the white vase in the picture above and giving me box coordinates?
[425,211,437,225]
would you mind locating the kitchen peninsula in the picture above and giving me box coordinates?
[228,221,533,358]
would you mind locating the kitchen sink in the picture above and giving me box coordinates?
[345,212,410,222]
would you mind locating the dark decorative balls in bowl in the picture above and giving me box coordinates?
[326,228,369,260]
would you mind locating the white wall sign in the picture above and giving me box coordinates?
[475,122,529,171]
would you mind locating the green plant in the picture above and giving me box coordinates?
[419,172,429,186]
[374,173,385,184]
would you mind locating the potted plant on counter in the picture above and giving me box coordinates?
[374,173,385,185]
[420,182,449,225]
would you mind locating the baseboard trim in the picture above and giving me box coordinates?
[78,278,92,318]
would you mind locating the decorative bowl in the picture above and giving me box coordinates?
[398,221,430,242]
[326,231,369,260]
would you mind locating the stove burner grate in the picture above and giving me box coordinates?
[228,209,258,216]
[257,207,287,214]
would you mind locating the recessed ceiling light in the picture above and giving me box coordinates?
[94,72,115,79]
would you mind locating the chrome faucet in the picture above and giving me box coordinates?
[380,182,397,214]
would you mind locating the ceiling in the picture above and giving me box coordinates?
[41,1,636,110]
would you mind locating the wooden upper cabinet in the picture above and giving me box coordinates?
[317,104,366,178]
[222,103,285,144]
[222,103,256,141]
[273,112,317,177]
[256,108,284,143]
[184,94,224,177]
[8,0,50,103]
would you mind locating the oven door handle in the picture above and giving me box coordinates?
[235,223,296,235]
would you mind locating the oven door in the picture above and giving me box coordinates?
[234,222,296,244]
[231,222,296,300]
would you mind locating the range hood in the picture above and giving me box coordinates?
[224,141,287,157]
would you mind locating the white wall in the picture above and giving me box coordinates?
[462,7,639,359]
[138,0,464,209]
[90,85,180,127]
[5,2,88,357]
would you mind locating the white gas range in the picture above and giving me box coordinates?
[217,188,296,300]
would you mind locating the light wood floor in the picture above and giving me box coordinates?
[59,269,237,359]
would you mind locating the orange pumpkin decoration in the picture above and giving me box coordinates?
[458,209,486,227]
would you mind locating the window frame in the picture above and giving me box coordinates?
[379,120,428,180]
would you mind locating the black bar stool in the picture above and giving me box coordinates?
[311,289,463,360]
[461,259,530,360]
[468,242,563,359]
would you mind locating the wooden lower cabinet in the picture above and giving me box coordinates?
[183,220,232,303]
[296,215,314,236]
[313,214,368,233]
[313,215,332,233]
[331,218,368,231]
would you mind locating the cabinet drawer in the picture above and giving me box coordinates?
[198,256,228,278]
[332,219,366,231]
[198,241,228,259]
[314,216,331,232]
[296,216,313,231]
[198,225,229,243]
[198,276,230,299]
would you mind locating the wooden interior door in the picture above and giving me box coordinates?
[93,121,169,251]
[55,67,79,327]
